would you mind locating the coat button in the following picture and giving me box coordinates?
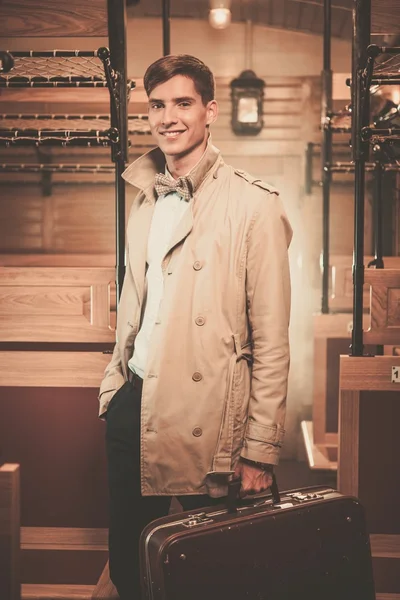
[193,261,202,271]
[192,372,203,382]
[192,427,203,437]
[195,316,205,326]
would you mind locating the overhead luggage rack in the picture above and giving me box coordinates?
[0,114,149,146]
[0,14,131,301]
[0,49,134,89]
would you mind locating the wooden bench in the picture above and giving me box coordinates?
[338,355,400,598]
[302,257,400,471]
[0,354,117,600]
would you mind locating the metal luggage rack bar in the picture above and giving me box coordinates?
[0,163,115,174]
[361,127,400,142]
[0,114,150,135]
[327,109,352,133]
[328,161,400,173]
[0,127,119,147]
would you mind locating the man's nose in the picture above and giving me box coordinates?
[161,105,178,125]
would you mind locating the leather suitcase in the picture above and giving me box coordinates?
[140,478,375,600]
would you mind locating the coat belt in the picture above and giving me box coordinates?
[209,334,252,475]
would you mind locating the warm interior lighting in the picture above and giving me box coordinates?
[209,8,231,29]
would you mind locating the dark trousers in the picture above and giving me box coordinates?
[105,375,222,600]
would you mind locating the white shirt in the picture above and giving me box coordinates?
[128,186,190,378]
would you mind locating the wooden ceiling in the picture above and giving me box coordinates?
[129,0,354,39]
[0,0,398,40]
[128,0,400,39]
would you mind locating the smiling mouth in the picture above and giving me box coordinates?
[160,131,185,138]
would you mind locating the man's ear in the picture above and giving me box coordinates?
[206,99,218,126]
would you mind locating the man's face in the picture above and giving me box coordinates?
[147,75,218,159]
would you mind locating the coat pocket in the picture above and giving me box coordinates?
[98,381,125,419]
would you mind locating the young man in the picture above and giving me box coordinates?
[99,54,292,600]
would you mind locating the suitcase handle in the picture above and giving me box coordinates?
[227,473,281,513]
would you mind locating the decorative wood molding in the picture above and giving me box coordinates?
[364,269,400,345]
[0,267,116,343]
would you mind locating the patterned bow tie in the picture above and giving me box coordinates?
[154,173,193,201]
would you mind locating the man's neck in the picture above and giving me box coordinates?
[165,138,208,180]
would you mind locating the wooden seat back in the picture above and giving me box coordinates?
[0,464,20,600]
[364,269,400,345]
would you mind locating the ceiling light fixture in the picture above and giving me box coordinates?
[209,0,232,30]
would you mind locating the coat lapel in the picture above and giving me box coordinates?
[164,202,194,259]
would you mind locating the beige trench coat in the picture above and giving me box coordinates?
[99,141,292,497]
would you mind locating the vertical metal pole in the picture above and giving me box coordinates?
[373,162,384,269]
[162,0,171,56]
[305,142,314,195]
[374,161,384,354]
[321,0,332,314]
[351,0,371,356]
[107,0,128,304]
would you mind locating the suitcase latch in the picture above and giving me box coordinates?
[289,492,324,503]
[181,512,214,528]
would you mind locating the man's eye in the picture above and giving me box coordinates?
[150,104,162,110]
[179,102,191,107]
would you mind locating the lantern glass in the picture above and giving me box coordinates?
[238,96,259,123]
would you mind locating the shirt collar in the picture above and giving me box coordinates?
[122,134,221,203]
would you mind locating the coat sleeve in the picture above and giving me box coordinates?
[98,343,125,419]
[241,189,292,466]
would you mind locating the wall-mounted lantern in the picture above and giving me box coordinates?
[230,69,265,135]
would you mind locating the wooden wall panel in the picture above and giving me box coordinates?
[0,1,108,37]
[0,387,108,526]
[0,186,45,251]
[0,268,116,343]
[51,187,115,253]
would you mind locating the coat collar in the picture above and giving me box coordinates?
[122,135,221,202]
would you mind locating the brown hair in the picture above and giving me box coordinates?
[144,54,215,105]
